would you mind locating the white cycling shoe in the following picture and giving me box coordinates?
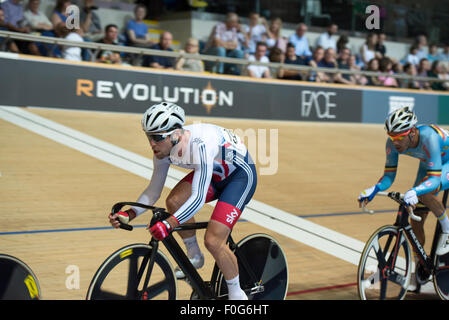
[175,253,205,279]
[436,233,449,256]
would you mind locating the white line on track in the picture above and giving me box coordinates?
[1,105,385,267]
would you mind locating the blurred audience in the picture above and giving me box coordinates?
[80,0,102,41]
[143,31,174,69]
[203,12,244,75]
[265,17,287,54]
[0,5,447,92]
[175,37,204,72]
[315,22,338,51]
[126,4,153,48]
[288,23,312,60]
[2,0,40,54]
[242,11,267,55]
[246,41,270,78]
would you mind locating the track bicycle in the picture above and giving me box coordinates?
[357,190,449,300]
[86,202,289,300]
[0,254,41,300]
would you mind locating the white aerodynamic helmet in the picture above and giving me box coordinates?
[141,102,185,133]
[385,107,418,133]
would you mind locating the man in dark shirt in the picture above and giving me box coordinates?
[280,42,306,80]
[143,31,174,69]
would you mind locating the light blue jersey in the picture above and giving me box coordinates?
[377,125,449,195]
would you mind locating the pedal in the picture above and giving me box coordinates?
[250,282,265,295]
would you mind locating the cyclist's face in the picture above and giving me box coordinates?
[388,128,414,152]
[147,132,172,159]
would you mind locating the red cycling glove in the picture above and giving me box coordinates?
[149,220,172,241]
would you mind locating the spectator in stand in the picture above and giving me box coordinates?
[265,17,288,54]
[316,47,338,83]
[336,34,349,55]
[241,12,267,55]
[80,0,102,41]
[315,22,338,51]
[143,31,174,69]
[24,0,53,33]
[203,12,244,75]
[438,43,449,65]
[406,44,420,66]
[175,37,204,72]
[348,54,368,85]
[375,32,387,58]
[365,58,382,86]
[417,58,431,89]
[96,24,126,64]
[2,0,40,55]
[414,34,428,60]
[0,8,14,51]
[378,57,398,87]
[307,46,324,82]
[278,42,305,81]
[288,23,312,60]
[55,22,84,61]
[401,62,420,90]
[50,0,71,28]
[246,41,270,78]
[334,47,354,85]
[268,47,284,79]
[427,43,439,62]
[126,4,153,48]
[360,33,380,66]
[429,60,449,91]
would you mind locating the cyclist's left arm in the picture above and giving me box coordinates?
[410,133,443,196]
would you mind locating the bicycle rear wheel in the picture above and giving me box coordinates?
[433,252,449,300]
[357,225,411,300]
[86,244,177,300]
[0,254,41,300]
[214,233,288,300]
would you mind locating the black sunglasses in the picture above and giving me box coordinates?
[145,131,173,143]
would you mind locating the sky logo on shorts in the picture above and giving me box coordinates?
[226,208,240,225]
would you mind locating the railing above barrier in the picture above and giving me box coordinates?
[1,30,448,85]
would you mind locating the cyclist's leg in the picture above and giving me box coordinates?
[204,160,257,299]
[411,162,429,246]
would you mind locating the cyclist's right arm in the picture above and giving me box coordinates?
[359,139,399,203]
[131,157,170,216]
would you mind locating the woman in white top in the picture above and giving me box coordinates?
[265,17,288,53]
[360,33,380,66]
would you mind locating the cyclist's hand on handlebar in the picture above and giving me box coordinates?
[404,189,418,208]
[109,209,136,228]
[148,220,172,240]
[358,185,380,207]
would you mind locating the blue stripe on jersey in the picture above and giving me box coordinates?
[234,156,254,209]
[175,143,208,224]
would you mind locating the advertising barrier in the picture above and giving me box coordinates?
[0,54,448,124]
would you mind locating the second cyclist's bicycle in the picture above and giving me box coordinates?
[357,190,449,300]
[86,202,289,300]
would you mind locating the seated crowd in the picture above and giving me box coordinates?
[1,0,448,91]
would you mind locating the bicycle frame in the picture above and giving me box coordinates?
[387,190,449,275]
[111,201,260,300]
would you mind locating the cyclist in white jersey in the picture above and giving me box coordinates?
[108,102,257,300]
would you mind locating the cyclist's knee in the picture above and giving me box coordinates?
[204,233,226,256]
[166,193,187,213]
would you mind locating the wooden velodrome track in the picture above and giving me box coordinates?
[1,105,448,300]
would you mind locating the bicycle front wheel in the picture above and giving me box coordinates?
[86,244,177,300]
[357,225,412,300]
[214,233,288,300]
[0,254,41,300]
